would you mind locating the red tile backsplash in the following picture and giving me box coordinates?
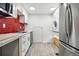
[0,16,24,34]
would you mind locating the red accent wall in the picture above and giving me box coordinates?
[0,16,24,34]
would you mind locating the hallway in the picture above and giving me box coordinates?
[26,43,56,56]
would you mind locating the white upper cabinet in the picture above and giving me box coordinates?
[10,3,17,18]
[12,3,28,24]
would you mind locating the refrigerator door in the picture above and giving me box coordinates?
[59,3,73,44]
[59,3,79,56]
[71,3,79,49]
[59,3,67,43]
[59,42,79,56]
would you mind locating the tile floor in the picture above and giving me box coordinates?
[26,43,58,56]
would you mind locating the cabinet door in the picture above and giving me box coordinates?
[19,35,26,56]
[27,33,30,46]
[19,34,30,56]
[25,33,30,50]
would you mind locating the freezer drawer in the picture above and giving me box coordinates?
[59,43,79,56]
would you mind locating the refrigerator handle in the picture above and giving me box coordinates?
[65,4,73,43]
[65,5,69,43]
[68,5,73,43]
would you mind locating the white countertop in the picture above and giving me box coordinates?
[0,33,27,47]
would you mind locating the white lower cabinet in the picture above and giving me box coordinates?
[19,33,30,56]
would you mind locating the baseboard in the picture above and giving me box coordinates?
[33,42,51,44]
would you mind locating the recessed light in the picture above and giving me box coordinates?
[29,7,35,11]
[50,8,55,11]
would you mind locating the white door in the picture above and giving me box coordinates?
[33,26,43,43]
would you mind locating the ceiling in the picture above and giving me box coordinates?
[22,3,59,15]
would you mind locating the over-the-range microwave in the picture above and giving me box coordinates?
[0,3,13,16]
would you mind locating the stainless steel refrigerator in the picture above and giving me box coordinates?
[59,3,79,56]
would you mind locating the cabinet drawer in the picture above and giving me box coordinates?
[22,47,26,56]
[19,34,30,56]
[22,43,29,56]
[21,36,27,44]
[22,43,26,51]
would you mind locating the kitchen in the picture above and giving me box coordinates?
[0,3,59,56]
[1,3,79,56]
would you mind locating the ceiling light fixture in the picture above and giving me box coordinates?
[50,8,55,11]
[29,7,35,11]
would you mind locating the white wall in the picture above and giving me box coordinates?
[28,8,59,43]
[15,3,28,23]
[28,15,52,43]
